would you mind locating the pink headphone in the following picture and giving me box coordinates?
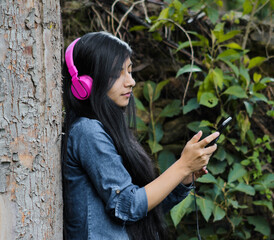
[65,38,93,100]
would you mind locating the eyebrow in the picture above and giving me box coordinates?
[121,62,133,70]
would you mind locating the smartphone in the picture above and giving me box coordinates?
[206,117,232,147]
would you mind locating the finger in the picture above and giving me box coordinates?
[204,144,217,155]
[201,167,208,174]
[199,132,219,148]
[189,130,203,144]
[197,167,208,177]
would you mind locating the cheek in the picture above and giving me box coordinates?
[108,84,120,99]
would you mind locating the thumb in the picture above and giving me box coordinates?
[190,130,202,144]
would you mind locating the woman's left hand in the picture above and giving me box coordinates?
[181,166,208,185]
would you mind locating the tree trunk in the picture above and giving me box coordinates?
[0,0,62,239]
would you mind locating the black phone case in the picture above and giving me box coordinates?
[206,117,232,147]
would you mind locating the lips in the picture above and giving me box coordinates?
[122,92,132,97]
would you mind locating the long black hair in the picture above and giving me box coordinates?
[61,32,167,240]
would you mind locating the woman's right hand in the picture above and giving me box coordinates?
[144,130,220,212]
[179,131,219,175]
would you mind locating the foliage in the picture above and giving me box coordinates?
[61,0,273,239]
[133,0,274,239]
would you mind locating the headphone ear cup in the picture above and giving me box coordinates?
[71,75,93,100]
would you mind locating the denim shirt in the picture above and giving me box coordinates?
[63,117,192,240]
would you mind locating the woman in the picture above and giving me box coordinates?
[61,32,219,240]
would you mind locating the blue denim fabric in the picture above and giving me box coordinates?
[63,117,192,240]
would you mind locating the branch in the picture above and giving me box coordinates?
[104,0,203,66]
[242,0,259,50]
[158,18,195,107]
[114,0,145,37]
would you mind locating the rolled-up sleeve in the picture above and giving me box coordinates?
[69,119,148,223]
[161,183,193,213]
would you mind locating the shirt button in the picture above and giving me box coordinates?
[116,190,120,194]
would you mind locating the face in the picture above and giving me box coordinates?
[107,58,136,107]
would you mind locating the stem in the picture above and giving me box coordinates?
[246,139,274,154]
[157,18,194,107]
[114,0,145,37]
[242,0,259,50]
[149,97,157,152]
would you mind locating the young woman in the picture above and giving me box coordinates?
[61,32,219,240]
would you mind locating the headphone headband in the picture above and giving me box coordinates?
[65,38,80,80]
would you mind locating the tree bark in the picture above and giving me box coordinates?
[0,0,62,239]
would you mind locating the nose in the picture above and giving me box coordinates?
[125,74,136,88]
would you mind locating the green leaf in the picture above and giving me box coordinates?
[253,200,273,212]
[187,31,209,47]
[227,199,247,209]
[261,77,274,84]
[182,98,199,114]
[182,0,200,9]
[197,71,215,102]
[149,7,170,32]
[143,81,156,102]
[172,0,182,10]
[199,120,214,127]
[170,195,193,227]
[213,205,226,222]
[217,49,242,61]
[236,112,250,143]
[241,159,250,166]
[253,82,267,92]
[213,22,224,32]
[199,92,218,108]
[208,161,227,175]
[228,163,247,183]
[206,5,219,24]
[218,30,241,43]
[230,216,243,227]
[234,182,255,196]
[197,197,214,221]
[222,60,239,77]
[239,66,251,87]
[252,92,268,102]
[176,40,203,52]
[244,101,253,117]
[243,0,253,15]
[226,152,235,165]
[159,100,181,117]
[223,86,248,98]
[176,64,202,78]
[248,57,266,69]
[136,117,148,132]
[271,0,274,10]
[152,32,163,42]
[196,173,217,184]
[154,80,169,101]
[134,97,147,112]
[253,72,262,83]
[253,173,274,187]
[212,68,224,89]
[147,140,163,154]
[155,123,164,142]
[187,121,211,135]
[225,42,242,50]
[158,150,176,173]
[129,25,148,32]
[247,216,270,236]
[214,146,226,161]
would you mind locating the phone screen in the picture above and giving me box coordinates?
[206,117,232,147]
